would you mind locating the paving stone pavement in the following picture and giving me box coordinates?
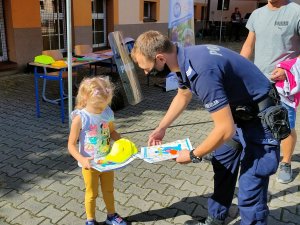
[0,41,299,225]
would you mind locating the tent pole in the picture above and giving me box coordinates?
[219,0,225,43]
[66,0,73,128]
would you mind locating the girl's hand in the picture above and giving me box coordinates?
[176,149,191,164]
[80,156,94,169]
[148,127,166,146]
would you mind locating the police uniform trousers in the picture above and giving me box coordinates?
[208,118,280,225]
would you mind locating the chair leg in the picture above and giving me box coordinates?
[59,78,65,123]
[42,79,67,104]
[34,74,40,118]
[42,79,47,102]
[89,64,93,76]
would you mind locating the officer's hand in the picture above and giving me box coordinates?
[176,149,191,164]
[148,127,166,146]
[270,68,286,81]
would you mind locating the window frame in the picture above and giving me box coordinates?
[140,0,160,23]
[91,0,107,48]
[40,0,67,51]
[217,0,230,11]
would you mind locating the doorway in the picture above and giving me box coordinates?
[0,0,7,62]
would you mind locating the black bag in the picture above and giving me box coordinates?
[259,105,291,140]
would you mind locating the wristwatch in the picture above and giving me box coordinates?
[190,149,202,163]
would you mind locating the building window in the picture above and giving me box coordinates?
[40,0,67,51]
[217,0,230,10]
[140,0,159,22]
[0,0,7,62]
[92,0,106,48]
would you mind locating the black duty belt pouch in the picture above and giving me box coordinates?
[231,105,257,122]
[258,105,291,141]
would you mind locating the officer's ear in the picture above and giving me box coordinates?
[155,53,167,64]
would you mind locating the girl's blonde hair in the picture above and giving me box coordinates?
[75,76,114,109]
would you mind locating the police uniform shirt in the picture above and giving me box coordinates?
[176,45,271,113]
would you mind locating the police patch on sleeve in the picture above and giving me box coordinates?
[204,100,220,109]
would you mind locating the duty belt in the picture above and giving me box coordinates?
[257,95,277,112]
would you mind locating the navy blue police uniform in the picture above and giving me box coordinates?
[176,45,280,225]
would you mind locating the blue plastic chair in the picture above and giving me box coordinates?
[34,50,76,123]
[124,37,135,53]
[124,37,151,86]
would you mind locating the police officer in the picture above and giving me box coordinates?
[131,31,289,225]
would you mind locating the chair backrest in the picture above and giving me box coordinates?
[124,37,135,53]
[74,45,93,56]
[42,50,64,61]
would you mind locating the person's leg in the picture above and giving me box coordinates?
[232,23,237,41]
[208,140,242,221]
[235,24,241,41]
[277,103,297,183]
[184,137,243,225]
[239,140,280,225]
[101,171,126,225]
[100,171,115,214]
[82,168,100,221]
[281,129,297,162]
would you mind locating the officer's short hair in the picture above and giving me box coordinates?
[131,30,174,62]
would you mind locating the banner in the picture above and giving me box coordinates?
[168,0,195,47]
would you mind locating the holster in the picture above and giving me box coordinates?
[258,105,290,140]
[232,86,291,140]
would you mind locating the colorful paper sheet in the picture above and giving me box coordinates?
[139,138,193,163]
[91,155,137,172]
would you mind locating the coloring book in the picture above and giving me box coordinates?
[91,155,137,172]
[139,138,193,163]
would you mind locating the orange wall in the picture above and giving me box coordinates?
[73,0,92,26]
[194,3,202,20]
[11,0,41,28]
[113,0,119,25]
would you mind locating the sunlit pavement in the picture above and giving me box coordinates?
[0,39,299,225]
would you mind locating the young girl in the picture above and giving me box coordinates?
[68,76,127,225]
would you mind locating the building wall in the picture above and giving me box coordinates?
[73,0,93,46]
[4,0,42,66]
[114,23,168,39]
[118,0,169,24]
[115,0,168,38]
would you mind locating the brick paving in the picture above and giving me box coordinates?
[0,40,299,225]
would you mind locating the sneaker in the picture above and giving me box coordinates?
[277,162,293,184]
[86,220,98,225]
[106,213,127,225]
